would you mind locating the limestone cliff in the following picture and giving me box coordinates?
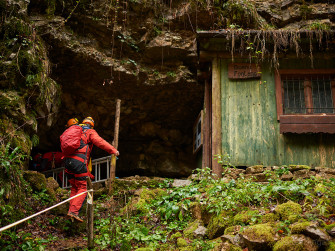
[1,0,334,177]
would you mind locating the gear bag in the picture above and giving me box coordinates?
[60,125,83,156]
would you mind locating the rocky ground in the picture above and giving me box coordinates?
[2,166,335,250]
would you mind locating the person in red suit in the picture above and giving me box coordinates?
[64,117,119,222]
[40,152,64,170]
[32,152,64,171]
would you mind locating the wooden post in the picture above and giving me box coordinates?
[86,177,94,249]
[108,99,121,195]
[203,79,212,169]
[212,57,222,178]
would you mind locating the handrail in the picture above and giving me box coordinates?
[42,156,112,188]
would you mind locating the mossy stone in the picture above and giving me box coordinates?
[45,177,59,201]
[171,231,182,239]
[134,198,149,214]
[327,241,335,251]
[177,238,188,247]
[275,201,302,221]
[190,202,202,220]
[246,165,264,174]
[23,170,47,191]
[179,247,195,251]
[242,223,276,243]
[273,234,317,251]
[290,221,311,234]
[207,211,234,239]
[262,213,279,223]
[56,217,86,236]
[183,220,200,238]
[121,187,168,216]
[233,210,259,225]
[224,225,241,235]
[289,165,311,171]
[325,223,335,231]
[138,188,166,201]
[208,238,223,251]
[221,241,243,251]
[273,236,304,251]
[288,214,301,223]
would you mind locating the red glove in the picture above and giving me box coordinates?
[88,172,95,180]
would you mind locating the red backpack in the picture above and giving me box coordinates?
[60,125,83,156]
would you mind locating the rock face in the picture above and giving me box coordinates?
[2,0,335,177]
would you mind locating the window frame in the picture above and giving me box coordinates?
[193,110,203,154]
[275,69,335,134]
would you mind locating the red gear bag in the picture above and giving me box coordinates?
[60,125,83,156]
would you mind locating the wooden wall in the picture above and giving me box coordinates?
[220,58,335,167]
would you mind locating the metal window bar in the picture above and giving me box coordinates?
[283,75,335,114]
[283,76,306,114]
[42,156,112,189]
[311,75,333,114]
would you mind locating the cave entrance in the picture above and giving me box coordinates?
[31,68,204,179]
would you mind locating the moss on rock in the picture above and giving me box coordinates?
[289,165,311,171]
[183,220,201,238]
[207,211,234,239]
[177,238,188,247]
[171,231,182,239]
[208,238,223,251]
[327,241,335,251]
[138,188,166,201]
[190,202,213,225]
[273,236,303,251]
[45,177,59,201]
[121,188,166,216]
[224,225,242,235]
[325,222,335,231]
[221,241,243,251]
[23,170,47,191]
[233,210,259,225]
[262,213,279,223]
[246,165,264,174]
[242,223,276,243]
[275,201,302,221]
[113,178,165,193]
[273,234,317,251]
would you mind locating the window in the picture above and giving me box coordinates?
[282,75,334,114]
[275,69,335,133]
[193,111,203,153]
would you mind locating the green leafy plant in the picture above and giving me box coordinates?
[167,71,176,77]
[309,21,330,31]
[127,59,137,66]
[276,220,291,235]
[153,26,162,36]
[117,34,139,52]
[32,189,51,205]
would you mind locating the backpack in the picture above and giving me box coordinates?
[60,125,83,156]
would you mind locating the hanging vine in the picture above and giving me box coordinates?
[219,29,334,68]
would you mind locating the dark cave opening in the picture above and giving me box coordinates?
[30,62,204,179]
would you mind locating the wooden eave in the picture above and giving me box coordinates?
[197,29,335,61]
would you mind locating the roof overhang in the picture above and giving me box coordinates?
[197,29,335,62]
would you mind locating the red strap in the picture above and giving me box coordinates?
[74,172,89,178]
[68,155,85,163]
[65,169,89,178]
[77,145,88,154]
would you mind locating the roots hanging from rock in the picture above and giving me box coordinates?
[221,29,334,68]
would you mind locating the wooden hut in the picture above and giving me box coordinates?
[196,30,335,177]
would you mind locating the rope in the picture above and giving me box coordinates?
[0,189,94,233]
